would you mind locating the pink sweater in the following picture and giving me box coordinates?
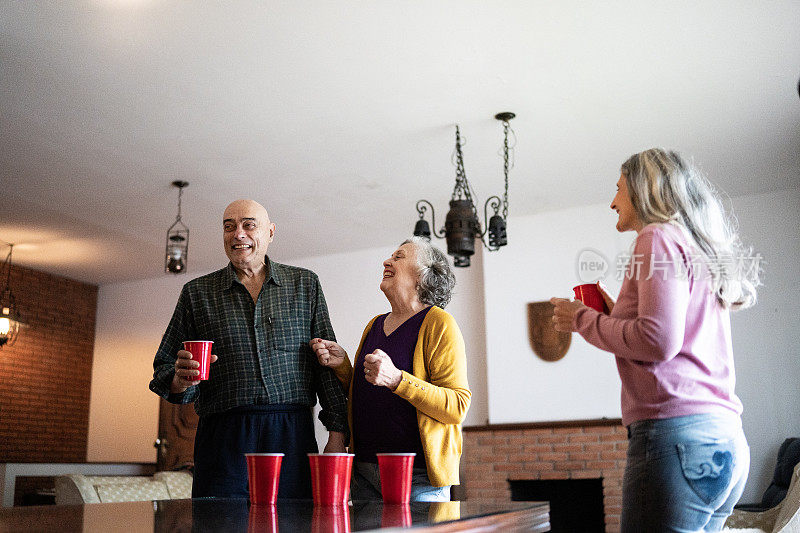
[573,223,743,427]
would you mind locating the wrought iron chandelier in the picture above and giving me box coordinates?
[0,243,21,348]
[165,181,189,274]
[413,112,515,267]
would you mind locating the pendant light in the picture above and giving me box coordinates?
[165,181,189,274]
[0,243,21,348]
[413,112,515,267]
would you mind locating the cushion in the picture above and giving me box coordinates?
[95,480,170,503]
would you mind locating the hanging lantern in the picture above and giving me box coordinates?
[444,199,479,267]
[413,112,515,267]
[165,181,189,274]
[487,214,507,248]
[0,244,21,348]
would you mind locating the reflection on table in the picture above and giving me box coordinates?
[0,498,549,532]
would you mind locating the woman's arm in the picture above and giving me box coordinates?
[575,225,690,363]
[393,311,471,425]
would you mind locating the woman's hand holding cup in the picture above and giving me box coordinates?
[554,281,616,332]
[363,349,402,390]
[309,338,348,368]
[550,298,584,333]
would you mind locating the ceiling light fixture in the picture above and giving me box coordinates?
[413,112,515,267]
[165,181,189,274]
[0,243,21,348]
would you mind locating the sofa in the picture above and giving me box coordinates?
[54,471,193,505]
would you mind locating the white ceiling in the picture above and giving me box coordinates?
[2,1,799,285]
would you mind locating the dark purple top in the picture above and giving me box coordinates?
[351,306,431,467]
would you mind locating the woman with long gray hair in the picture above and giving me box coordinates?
[310,237,471,501]
[552,148,759,532]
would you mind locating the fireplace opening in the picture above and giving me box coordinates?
[509,478,605,532]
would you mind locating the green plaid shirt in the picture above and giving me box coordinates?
[149,258,347,433]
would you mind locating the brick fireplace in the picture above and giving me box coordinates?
[461,419,628,533]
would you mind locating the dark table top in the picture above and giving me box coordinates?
[0,498,549,532]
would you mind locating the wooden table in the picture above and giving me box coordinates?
[0,498,549,532]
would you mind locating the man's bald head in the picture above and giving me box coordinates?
[222,199,275,273]
[223,199,270,223]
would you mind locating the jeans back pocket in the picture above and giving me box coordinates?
[676,440,735,506]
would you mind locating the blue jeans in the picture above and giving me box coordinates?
[350,461,451,502]
[622,412,749,533]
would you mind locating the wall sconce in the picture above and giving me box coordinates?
[165,181,189,274]
[0,243,21,348]
[413,112,515,267]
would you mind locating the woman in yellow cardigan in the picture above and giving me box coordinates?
[310,237,471,502]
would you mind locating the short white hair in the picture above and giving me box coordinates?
[402,237,456,308]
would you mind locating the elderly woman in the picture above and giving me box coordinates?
[552,149,758,532]
[310,237,471,502]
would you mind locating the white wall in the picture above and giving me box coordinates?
[88,189,799,502]
[88,242,488,462]
[482,203,635,423]
[479,189,800,501]
[729,189,800,501]
[88,274,193,462]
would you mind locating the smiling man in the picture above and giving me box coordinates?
[150,199,348,499]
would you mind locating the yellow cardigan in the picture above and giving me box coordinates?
[333,306,471,487]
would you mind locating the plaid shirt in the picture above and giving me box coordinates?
[149,258,348,433]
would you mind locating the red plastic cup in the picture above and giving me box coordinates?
[573,284,607,313]
[308,453,354,506]
[381,503,412,527]
[246,453,284,505]
[248,500,279,532]
[311,504,351,533]
[182,340,213,380]
[376,453,416,504]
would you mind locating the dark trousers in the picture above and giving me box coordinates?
[192,404,318,499]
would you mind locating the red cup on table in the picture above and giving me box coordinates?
[376,453,416,504]
[182,340,214,380]
[308,453,354,506]
[246,453,284,505]
[573,284,607,313]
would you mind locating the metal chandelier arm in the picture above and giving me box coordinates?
[415,199,447,239]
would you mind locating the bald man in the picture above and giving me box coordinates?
[150,200,348,499]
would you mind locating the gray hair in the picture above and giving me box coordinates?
[621,148,759,310]
[402,237,456,309]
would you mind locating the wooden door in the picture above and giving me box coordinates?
[155,398,198,471]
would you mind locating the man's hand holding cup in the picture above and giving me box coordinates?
[171,349,218,393]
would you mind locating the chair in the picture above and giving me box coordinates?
[725,461,800,532]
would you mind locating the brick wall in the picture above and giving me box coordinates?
[0,263,98,462]
[462,420,628,533]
